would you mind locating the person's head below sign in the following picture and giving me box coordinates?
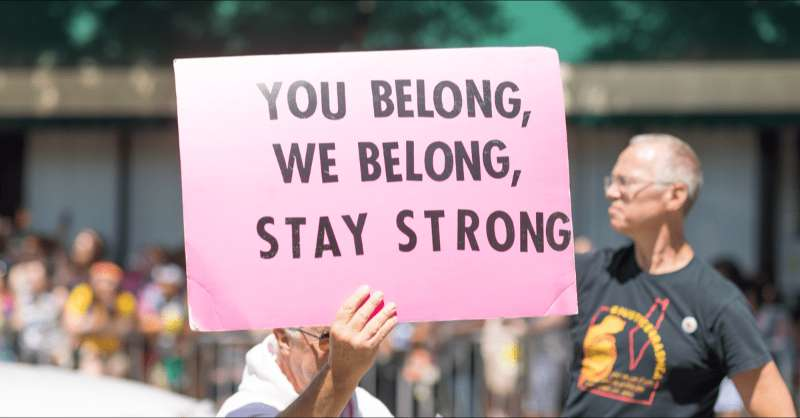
[604,133,702,266]
[217,286,397,418]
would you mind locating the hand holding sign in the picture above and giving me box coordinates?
[330,285,398,388]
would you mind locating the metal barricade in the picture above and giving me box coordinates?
[124,328,569,417]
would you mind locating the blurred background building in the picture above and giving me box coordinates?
[1,0,797,299]
[1,1,799,415]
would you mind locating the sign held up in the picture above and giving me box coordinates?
[174,47,577,331]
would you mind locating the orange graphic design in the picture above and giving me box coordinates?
[578,315,625,386]
[577,298,670,406]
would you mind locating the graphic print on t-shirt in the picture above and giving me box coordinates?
[578,298,669,406]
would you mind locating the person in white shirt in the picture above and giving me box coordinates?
[218,285,397,417]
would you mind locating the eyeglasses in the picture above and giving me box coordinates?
[603,174,673,197]
[290,328,330,351]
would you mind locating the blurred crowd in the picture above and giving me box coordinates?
[0,212,189,391]
[1,210,798,417]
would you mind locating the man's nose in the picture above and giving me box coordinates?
[605,183,621,201]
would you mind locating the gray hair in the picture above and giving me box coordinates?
[282,328,302,338]
[629,133,703,213]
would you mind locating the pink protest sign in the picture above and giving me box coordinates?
[174,47,577,331]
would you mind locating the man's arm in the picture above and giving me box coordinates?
[732,360,796,417]
[279,286,397,418]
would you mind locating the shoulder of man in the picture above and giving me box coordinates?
[687,258,749,316]
[574,245,628,292]
[354,387,393,417]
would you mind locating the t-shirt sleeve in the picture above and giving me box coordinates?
[710,296,773,377]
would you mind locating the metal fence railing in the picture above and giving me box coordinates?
[122,331,494,416]
[129,332,517,417]
[7,326,569,417]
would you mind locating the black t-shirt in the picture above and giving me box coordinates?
[563,245,771,417]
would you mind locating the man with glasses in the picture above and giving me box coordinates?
[218,285,397,417]
[563,134,795,417]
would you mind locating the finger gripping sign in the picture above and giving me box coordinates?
[174,47,577,331]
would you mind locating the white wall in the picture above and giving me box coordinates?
[23,126,185,264]
[24,128,120,257]
[128,127,184,255]
[567,125,760,273]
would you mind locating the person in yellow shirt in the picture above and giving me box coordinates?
[63,261,136,377]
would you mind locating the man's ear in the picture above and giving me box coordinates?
[666,183,689,213]
[273,328,292,354]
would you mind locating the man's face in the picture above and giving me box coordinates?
[276,327,331,392]
[605,144,673,236]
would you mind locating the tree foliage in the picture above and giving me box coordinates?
[4,1,799,67]
[0,0,505,67]
[563,0,800,61]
